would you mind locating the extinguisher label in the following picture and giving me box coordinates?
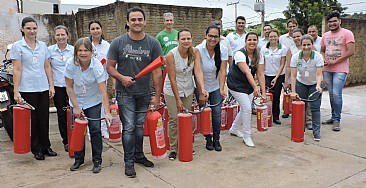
[266,102,272,117]
[156,118,166,149]
[221,109,227,128]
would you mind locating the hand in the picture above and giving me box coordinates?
[49,86,55,99]
[176,99,184,112]
[199,90,209,106]
[152,96,160,111]
[73,107,84,118]
[220,89,227,98]
[121,76,135,87]
[316,86,323,94]
[104,112,112,127]
[253,86,261,97]
[290,92,297,100]
[270,78,277,87]
[14,92,22,103]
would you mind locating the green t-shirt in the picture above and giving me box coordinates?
[156,29,179,56]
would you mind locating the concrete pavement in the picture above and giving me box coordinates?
[1,85,366,188]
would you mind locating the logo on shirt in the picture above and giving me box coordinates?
[297,62,302,67]
[123,44,150,61]
[163,37,169,42]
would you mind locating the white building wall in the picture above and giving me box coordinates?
[23,0,54,14]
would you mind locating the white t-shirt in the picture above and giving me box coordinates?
[290,50,324,85]
[226,31,247,53]
[261,44,288,76]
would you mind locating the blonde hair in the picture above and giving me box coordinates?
[73,37,93,66]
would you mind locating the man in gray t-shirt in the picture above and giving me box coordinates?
[107,7,162,178]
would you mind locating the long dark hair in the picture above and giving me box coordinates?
[88,20,105,40]
[206,25,222,78]
[245,32,260,67]
[178,28,195,66]
[21,17,37,37]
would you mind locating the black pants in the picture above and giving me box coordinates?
[265,74,285,121]
[53,86,68,145]
[21,91,51,154]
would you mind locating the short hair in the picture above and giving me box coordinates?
[73,37,93,66]
[287,18,298,26]
[53,25,69,36]
[308,25,318,30]
[163,12,174,19]
[300,34,314,44]
[293,28,305,35]
[327,11,340,21]
[127,7,145,20]
[236,16,246,23]
[263,24,272,29]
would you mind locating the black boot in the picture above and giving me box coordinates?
[206,138,214,151]
[213,140,222,151]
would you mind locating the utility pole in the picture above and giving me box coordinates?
[227,1,240,20]
[261,0,265,37]
[254,0,265,37]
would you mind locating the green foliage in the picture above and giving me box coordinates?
[222,28,234,37]
[283,0,347,33]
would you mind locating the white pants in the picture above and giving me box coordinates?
[229,89,253,138]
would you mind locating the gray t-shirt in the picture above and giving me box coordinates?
[108,33,162,95]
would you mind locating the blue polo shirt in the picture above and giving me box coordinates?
[48,44,74,87]
[196,40,228,92]
[10,37,50,92]
[64,57,107,110]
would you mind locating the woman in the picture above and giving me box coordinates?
[89,20,111,139]
[283,28,304,119]
[290,34,324,141]
[48,25,74,152]
[196,25,228,151]
[227,32,266,147]
[65,38,112,173]
[164,28,208,160]
[11,17,56,160]
[260,29,287,124]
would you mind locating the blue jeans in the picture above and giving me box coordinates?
[73,103,103,163]
[323,72,347,123]
[116,90,150,167]
[195,88,222,141]
[295,81,322,137]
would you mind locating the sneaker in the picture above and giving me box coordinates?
[229,129,243,138]
[135,157,154,167]
[313,134,321,142]
[282,114,289,118]
[243,137,255,147]
[92,161,101,174]
[125,165,136,178]
[251,109,256,115]
[332,122,340,131]
[70,161,84,171]
[205,139,214,151]
[168,152,177,161]
[213,140,222,151]
[306,123,313,130]
[322,119,333,125]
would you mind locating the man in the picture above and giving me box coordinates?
[107,7,162,178]
[156,12,178,56]
[257,24,272,50]
[321,11,355,131]
[280,18,298,118]
[226,16,247,53]
[307,25,322,52]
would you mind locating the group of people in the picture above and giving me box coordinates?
[9,7,354,178]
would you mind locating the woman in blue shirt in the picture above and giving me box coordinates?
[65,38,112,173]
[48,25,74,152]
[11,17,56,160]
[196,25,228,151]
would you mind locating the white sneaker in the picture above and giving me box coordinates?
[102,131,109,139]
[243,137,255,147]
[229,129,243,138]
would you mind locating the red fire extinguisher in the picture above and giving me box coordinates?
[291,101,305,142]
[220,104,227,130]
[191,104,201,135]
[66,106,75,157]
[283,84,292,114]
[109,98,121,142]
[146,106,167,159]
[178,112,193,162]
[12,102,34,154]
[200,107,212,135]
[70,118,88,152]
[266,91,273,127]
[254,97,268,132]
[226,105,234,131]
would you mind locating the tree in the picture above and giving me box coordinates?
[283,0,347,34]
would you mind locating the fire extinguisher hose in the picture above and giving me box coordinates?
[253,96,267,107]
[296,90,322,102]
[9,101,35,111]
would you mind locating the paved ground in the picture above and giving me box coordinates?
[1,85,366,188]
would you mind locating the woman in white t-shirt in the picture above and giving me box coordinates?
[290,34,324,141]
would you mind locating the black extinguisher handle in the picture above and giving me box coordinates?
[207,98,224,108]
[9,99,35,111]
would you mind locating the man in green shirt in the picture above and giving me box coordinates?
[156,12,179,56]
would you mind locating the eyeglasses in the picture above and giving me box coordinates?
[207,34,220,39]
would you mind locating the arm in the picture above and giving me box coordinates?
[320,46,327,65]
[237,62,260,97]
[44,58,55,99]
[13,60,22,103]
[290,67,297,99]
[284,49,292,87]
[65,77,83,118]
[165,52,184,111]
[256,63,266,97]
[106,59,135,87]
[193,49,209,102]
[98,81,112,124]
[218,59,228,98]
[329,42,355,65]
[151,61,162,109]
[271,56,286,86]
[315,67,323,93]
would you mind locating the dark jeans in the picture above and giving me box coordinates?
[265,74,285,120]
[116,90,150,167]
[21,91,51,154]
[73,103,103,163]
[295,81,322,137]
[195,88,222,141]
[53,86,68,145]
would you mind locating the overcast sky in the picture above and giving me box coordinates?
[61,0,366,29]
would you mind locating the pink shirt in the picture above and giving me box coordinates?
[321,28,355,73]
